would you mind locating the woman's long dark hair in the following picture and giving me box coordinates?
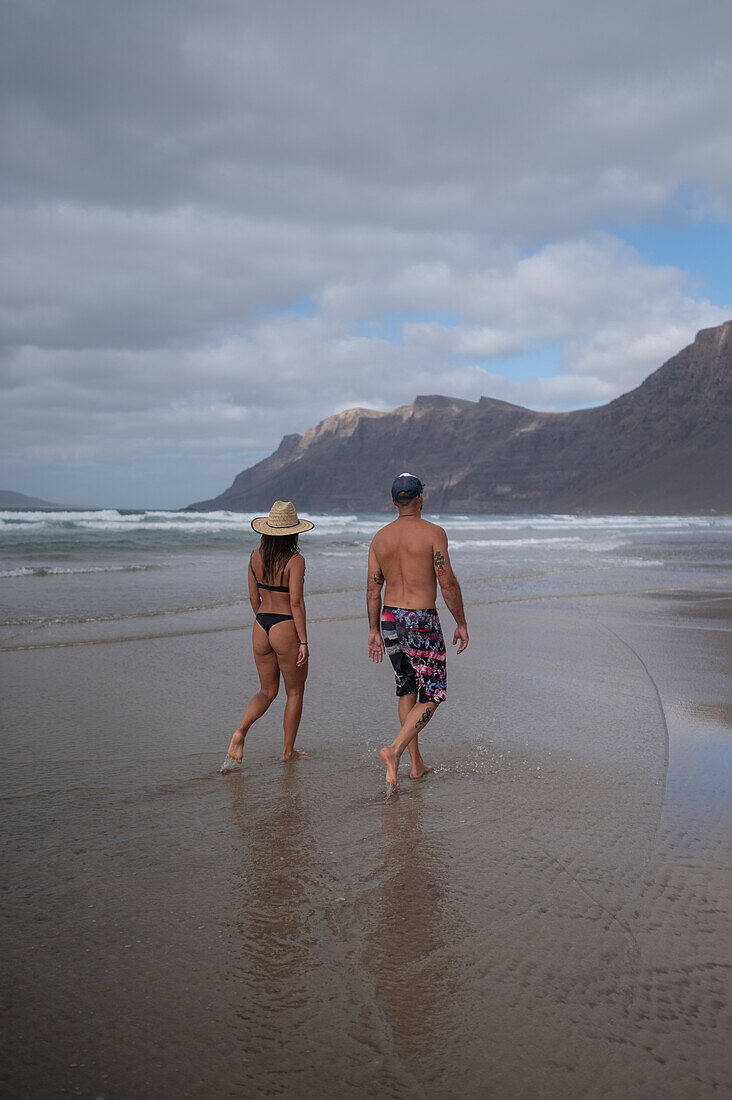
[259,533,299,585]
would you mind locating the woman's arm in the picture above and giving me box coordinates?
[247,554,262,615]
[287,554,309,667]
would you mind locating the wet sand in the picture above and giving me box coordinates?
[1,582,731,1097]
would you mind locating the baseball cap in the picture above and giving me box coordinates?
[391,472,424,501]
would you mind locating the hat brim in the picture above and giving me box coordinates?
[251,517,315,535]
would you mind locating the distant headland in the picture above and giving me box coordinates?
[187,319,730,514]
[0,490,98,511]
[188,321,732,515]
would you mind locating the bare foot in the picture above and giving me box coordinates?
[227,729,244,763]
[380,746,400,790]
[410,763,434,779]
[281,748,306,761]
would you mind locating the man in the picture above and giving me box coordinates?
[367,472,469,790]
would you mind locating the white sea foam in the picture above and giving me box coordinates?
[616,558,666,567]
[584,540,625,552]
[433,514,729,531]
[448,536,585,549]
[2,508,728,538]
[0,563,153,579]
[2,509,728,575]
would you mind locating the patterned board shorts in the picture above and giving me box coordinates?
[381,606,447,703]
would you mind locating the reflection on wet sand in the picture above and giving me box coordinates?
[223,768,456,1096]
[675,698,732,728]
[364,793,452,1071]
[226,768,323,1091]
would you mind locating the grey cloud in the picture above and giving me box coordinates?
[322,236,731,374]
[3,267,726,474]
[3,1,732,228]
[0,204,474,350]
[3,0,732,504]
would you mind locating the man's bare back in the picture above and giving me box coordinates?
[369,514,444,610]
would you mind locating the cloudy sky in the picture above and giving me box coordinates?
[2,0,732,507]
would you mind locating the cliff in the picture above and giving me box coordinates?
[188,322,732,514]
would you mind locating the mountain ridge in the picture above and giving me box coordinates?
[0,489,98,511]
[188,321,732,514]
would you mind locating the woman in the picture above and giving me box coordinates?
[224,500,314,768]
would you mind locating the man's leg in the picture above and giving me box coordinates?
[398,694,433,779]
[381,698,440,789]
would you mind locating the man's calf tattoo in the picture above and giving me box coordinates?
[415,705,434,729]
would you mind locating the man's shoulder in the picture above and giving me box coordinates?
[371,516,446,548]
[369,526,386,555]
[371,519,398,543]
[402,517,446,547]
[419,517,447,541]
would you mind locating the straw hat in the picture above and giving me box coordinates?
[251,500,315,535]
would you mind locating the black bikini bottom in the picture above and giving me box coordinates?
[255,612,294,635]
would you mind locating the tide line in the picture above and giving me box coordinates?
[1,581,728,652]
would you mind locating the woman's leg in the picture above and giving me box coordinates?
[268,620,308,760]
[227,624,280,762]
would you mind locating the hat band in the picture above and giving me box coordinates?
[265,519,301,528]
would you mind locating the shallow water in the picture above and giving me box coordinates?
[1,517,730,1097]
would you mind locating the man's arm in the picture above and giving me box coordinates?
[433,530,468,653]
[367,542,385,662]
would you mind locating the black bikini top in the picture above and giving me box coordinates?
[250,553,296,592]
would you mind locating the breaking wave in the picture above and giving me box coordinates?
[0,563,154,579]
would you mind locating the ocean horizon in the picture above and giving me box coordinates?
[3,508,730,629]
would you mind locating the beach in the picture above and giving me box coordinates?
[1,513,730,1097]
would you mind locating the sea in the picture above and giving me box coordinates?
[2,508,730,652]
